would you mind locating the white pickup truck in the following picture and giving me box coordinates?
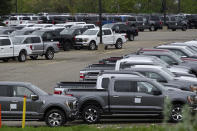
[0,37,32,62]
[74,28,127,50]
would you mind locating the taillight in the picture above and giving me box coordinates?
[30,45,33,50]
[20,21,22,24]
[54,90,62,95]
[57,42,61,48]
[52,20,55,24]
[73,36,76,41]
[80,73,85,79]
[160,21,163,25]
[6,21,9,24]
[66,94,73,96]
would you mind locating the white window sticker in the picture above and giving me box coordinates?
[134,98,141,103]
[10,104,17,110]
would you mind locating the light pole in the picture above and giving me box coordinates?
[162,0,167,25]
[16,0,18,13]
[99,0,102,45]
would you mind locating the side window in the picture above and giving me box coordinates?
[137,82,159,94]
[103,30,112,35]
[102,78,109,89]
[32,37,41,43]
[114,80,137,92]
[75,30,82,35]
[23,38,33,44]
[13,86,34,98]
[0,85,12,97]
[160,55,175,65]
[45,33,53,40]
[0,39,11,46]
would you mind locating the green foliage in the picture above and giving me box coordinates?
[0,0,13,15]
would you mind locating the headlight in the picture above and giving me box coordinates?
[83,38,89,42]
[187,95,195,104]
[190,85,197,93]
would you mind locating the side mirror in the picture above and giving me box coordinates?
[152,90,162,96]
[31,95,39,101]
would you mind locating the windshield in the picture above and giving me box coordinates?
[162,67,176,78]
[153,57,169,67]
[0,30,6,35]
[10,37,24,44]
[168,52,183,63]
[83,30,98,35]
[31,30,45,36]
[186,46,197,54]
[11,30,26,36]
[60,29,75,35]
[30,84,48,95]
[103,24,114,28]
[185,46,197,55]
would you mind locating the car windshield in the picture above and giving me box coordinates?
[162,67,176,78]
[186,46,197,55]
[11,30,26,36]
[10,37,24,44]
[30,84,48,95]
[71,25,83,29]
[60,29,75,35]
[83,30,98,35]
[153,57,169,67]
[170,52,184,63]
[32,30,45,36]
[103,24,114,28]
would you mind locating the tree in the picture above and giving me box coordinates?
[0,0,13,15]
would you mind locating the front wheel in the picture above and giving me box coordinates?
[18,51,27,62]
[45,49,54,60]
[170,104,183,123]
[82,105,100,124]
[115,39,123,49]
[89,41,97,50]
[182,26,187,31]
[45,109,66,127]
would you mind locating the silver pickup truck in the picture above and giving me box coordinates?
[11,35,60,60]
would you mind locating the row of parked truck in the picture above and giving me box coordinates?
[0,22,139,62]
[1,40,197,126]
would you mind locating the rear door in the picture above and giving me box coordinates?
[0,39,13,58]
[109,79,137,113]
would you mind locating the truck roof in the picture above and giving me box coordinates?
[100,70,145,77]
[13,35,40,38]
[157,44,188,49]
[119,56,157,63]
[0,81,31,86]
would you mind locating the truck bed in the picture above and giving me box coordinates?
[56,82,96,89]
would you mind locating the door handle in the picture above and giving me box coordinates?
[11,100,18,103]
[113,95,119,98]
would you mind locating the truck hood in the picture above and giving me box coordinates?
[175,76,197,83]
[168,66,191,73]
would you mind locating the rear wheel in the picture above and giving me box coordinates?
[149,25,155,31]
[82,105,100,124]
[115,39,123,49]
[18,51,27,62]
[128,34,134,41]
[30,55,38,60]
[45,109,66,127]
[170,104,183,123]
[45,49,54,60]
[62,41,71,51]
[182,25,187,31]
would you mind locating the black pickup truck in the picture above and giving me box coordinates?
[103,23,138,41]
[54,71,197,124]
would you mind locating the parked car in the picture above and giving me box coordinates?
[74,28,127,50]
[55,71,197,123]
[0,28,15,37]
[11,35,60,60]
[0,81,78,127]
[186,14,197,29]
[103,23,138,41]
[0,37,32,62]
[144,15,163,31]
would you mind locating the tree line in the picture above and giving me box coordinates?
[0,0,197,15]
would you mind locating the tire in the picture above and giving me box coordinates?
[149,25,155,31]
[30,55,38,60]
[82,105,100,124]
[128,34,134,41]
[45,109,66,127]
[89,41,97,50]
[18,51,27,62]
[170,104,183,123]
[2,58,9,62]
[45,49,54,60]
[105,46,108,50]
[115,39,123,49]
[182,26,187,31]
[62,41,71,51]
[172,29,176,31]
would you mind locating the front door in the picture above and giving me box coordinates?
[103,30,114,45]
[0,39,13,58]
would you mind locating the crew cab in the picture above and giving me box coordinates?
[54,71,197,123]
[0,37,32,62]
[0,81,78,127]
[103,23,138,41]
[75,28,127,50]
[11,35,60,60]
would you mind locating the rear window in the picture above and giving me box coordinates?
[0,39,11,46]
[20,17,31,20]
[137,17,143,21]
[150,16,160,21]
[128,17,136,21]
[10,17,17,20]
[102,78,109,89]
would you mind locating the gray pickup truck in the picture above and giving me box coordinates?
[11,35,60,60]
[55,71,197,124]
[0,81,78,127]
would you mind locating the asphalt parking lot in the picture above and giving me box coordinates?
[0,29,197,126]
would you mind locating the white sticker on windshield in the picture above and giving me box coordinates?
[10,104,17,110]
[134,98,141,103]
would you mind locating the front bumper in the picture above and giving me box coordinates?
[74,42,89,47]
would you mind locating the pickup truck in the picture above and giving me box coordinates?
[11,35,60,60]
[0,81,78,127]
[54,71,197,123]
[0,37,32,62]
[74,28,127,50]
